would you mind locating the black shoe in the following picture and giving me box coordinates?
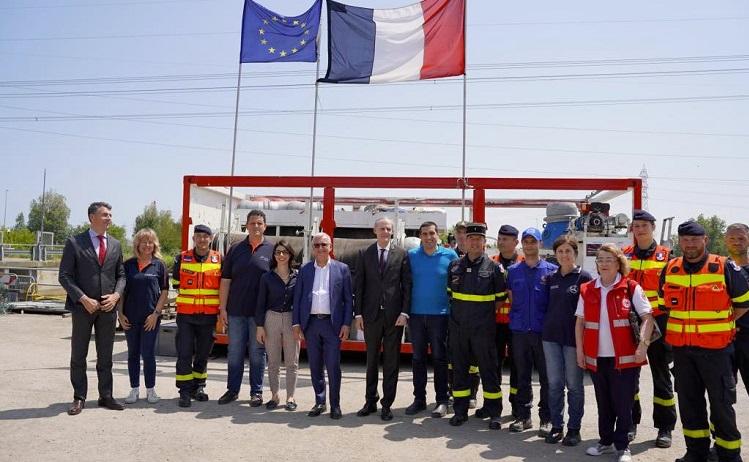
[191,387,208,402]
[249,393,263,407]
[707,446,719,462]
[488,418,502,430]
[627,424,637,442]
[562,429,581,447]
[178,393,192,408]
[285,401,297,411]
[218,391,238,405]
[545,427,564,444]
[655,429,672,448]
[509,418,532,432]
[474,407,490,419]
[97,397,124,411]
[356,402,377,417]
[308,403,326,417]
[449,414,468,426]
[381,407,393,421]
[330,406,343,419]
[265,400,278,410]
[405,400,427,415]
[68,398,85,416]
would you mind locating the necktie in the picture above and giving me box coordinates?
[378,248,386,274]
[97,235,107,266]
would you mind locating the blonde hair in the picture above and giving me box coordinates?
[596,243,629,276]
[133,228,162,259]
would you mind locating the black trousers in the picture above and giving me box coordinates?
[674,346,742,462]
[450,320,501,418]
[590,358,639,451]
[175,314,216,393]
[363,312,403,408]
[632,315,677,431]
[734,333,749,398]
[70,309,117,400]
[496,322,518,416]
[512,331,550,421]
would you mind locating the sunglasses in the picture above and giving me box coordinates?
[313,243,330,248]
[274,250,290,256]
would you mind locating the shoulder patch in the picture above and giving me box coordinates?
[708,263,720,273]
[211,255,219,263]
[729,260,742,271]
[655,252,665,261]
[670,266,680,273]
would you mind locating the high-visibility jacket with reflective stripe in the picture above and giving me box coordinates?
[663,255,734,349]
[176,249,222,315]
[448,254,507,328]
[623,243,670,317]
[580,278,647,372]
[491,254,523,324]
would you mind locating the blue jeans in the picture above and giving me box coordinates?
[408,314,449,404]
[543,341,584,430]
[227,315,266,395]
[124,321,160,389]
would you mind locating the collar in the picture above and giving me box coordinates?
[634,240,657,259]
[247,235,265,251]
[314,259,330,270]
[377,242,391,252]
[595,273,622,289]
[89,229,107,240]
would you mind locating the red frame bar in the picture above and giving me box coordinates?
[472,188,486,223]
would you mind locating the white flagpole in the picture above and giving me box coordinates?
[225,62,243,246]
[460,0,468,221]
[306,48,322,262]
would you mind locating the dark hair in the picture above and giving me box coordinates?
[419,221,439,234]
[552,234,579,255]
[270,239,295,271]
[726,223,749,234]
[246,209,266,223]
[88,201,112,217]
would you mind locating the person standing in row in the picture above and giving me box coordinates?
[507,227,555,435]
[577,244,653,462]
[59,201,126,415]
[542,235,592,446]
[255,240,300,411]
[354,217,412,421]
[724,222,749,397]
[173,224,221,408]
[293,232,353,419]
[218,210,274,406]
[119,228,169,405]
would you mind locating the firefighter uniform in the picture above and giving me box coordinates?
[660,220,749,462]
[447,224,507,427]
[492,248,522,418]
[173,229,222,406]
[623,235,676,441]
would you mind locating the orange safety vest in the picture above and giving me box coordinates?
[623,243,670,317]
[176,249,222,315]
[580,278,647,372]
[491,254,523,324]
[662,255,735,349]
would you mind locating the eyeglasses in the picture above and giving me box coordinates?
[595,258,618,264]
[274,250,289,256]
[313,243,329,248]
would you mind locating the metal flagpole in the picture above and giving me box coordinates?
[460,0,468,221]
[225,62,243,247]
[305,40,322,262]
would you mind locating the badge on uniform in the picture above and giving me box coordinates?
[466,268,472,273]
[211,255,218,263]
[567,285,578,295]
[478,270,491,278]
[656,252,665,261]
[621,298,631,308]
[183,255,193,262]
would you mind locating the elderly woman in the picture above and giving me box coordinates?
[255,240,299,411]
[575,244,654,462]
[118,228,169,404]
[542,235,593,446]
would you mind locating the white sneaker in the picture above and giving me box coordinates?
[616,448,632,462]
[124,388,139,404]
[586,443,614,456]
[146,388,160,404]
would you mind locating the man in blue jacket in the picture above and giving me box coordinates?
[508,227,557,434]
[293,232,353,420]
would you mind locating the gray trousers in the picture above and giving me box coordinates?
[70,309,117,400]
[264,310,300,398]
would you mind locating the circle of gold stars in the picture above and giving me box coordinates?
[258,15,313,58]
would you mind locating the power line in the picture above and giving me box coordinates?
[0,0,223,10]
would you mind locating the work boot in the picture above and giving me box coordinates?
[178,392,191,408]
[405,400,426,415]
[509,418,532,432]
[562,429,581,446]
[655,429,672,448]
[488,417,502,430]
[545,427,563,444]
[191,386,208,402]
[627,424,637,442]
[585,443,614,456]
[474,407,490,419]
[449,414,468,426]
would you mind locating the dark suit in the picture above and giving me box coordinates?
[353,243,411,408]
[293,259,353,408]
[59,231,125,400]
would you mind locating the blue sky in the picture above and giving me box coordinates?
[1,0,748,237]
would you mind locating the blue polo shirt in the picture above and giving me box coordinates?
[221,237,273,317]
[508,259,558,333]
[122,257,168,324]
[542,266,593,346]
[408,245,459,316]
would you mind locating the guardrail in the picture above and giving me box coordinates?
[0,244,65,261]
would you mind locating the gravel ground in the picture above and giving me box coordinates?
[1,313,747,462]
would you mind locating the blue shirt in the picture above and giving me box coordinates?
[122,257,168,324]
[255,270,297,327]
[508,259,558,333]
[221,237,273,317]
[408,245,459,316]
[542,266,593,346]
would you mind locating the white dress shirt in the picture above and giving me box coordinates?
[310,260,331,315]
[88,229,107,260]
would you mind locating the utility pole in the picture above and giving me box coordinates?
[40,169,47,235]
[2,189,7,230]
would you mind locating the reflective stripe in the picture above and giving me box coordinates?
[683,428,711,439]
[453,389,471,398]
[653,396,676,407]
[483,391,502,400]
[447,288,452,294]
[632,260,667,270]
[619,355,637,364]
[447,363,453,370]
[509,387,518,395]
[612,319,631,328]
[175,296,220,306]
[649,299,659,308]
[192,371,208,380]
[451,292,496,302]
[179,288,220,296]
[714,437,742,450]
[710,422,716,432]
[657,297,665,305]
[585,322,600,330]
[667,321,734,333]
[585,356,597,367]
[634,393,640,401]
[469,366,479,374]
[176,373,194,381]
[494,292,507,300]
[665,274,724,287]
[643,289,659,298]
[732,290,749,303]
[181,262,221,272]
[668,310,731,320]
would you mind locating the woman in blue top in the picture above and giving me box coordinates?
[256,240,299,411]
[118,228,168,405]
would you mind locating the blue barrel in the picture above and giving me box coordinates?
[542,221,570,249]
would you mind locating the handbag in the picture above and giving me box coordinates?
[625,279,662,345]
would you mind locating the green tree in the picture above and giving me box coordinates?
[13,212,25,230]
[1,228,35,245]
[27,191,71,244]
[670,214,727,257]
[134,202,181,258]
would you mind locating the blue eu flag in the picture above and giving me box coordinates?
[240,0,322,63]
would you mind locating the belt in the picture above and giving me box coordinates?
[311,314,331,319]
[269,307,291,313]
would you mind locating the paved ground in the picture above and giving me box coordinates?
[1,313,747,462]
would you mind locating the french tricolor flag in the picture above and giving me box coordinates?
[320,0,465,84]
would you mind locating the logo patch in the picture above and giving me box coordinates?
[621,298,631,308]
[567,285,579,295]
[211,255,218,263]
[730,260,741,271]
[656,252,665,261]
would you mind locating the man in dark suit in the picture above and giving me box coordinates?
[354,217,412,421]
[59,201,126,415]
[292,232,353,420]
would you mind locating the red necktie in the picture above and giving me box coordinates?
[98,235,107,266]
